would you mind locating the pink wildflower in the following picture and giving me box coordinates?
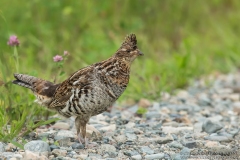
[53,55,63,62]
[64,50,69,56]
[7,35,20,46]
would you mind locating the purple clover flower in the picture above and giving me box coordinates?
[64,50,69,56]
[7,35,20,46]
[53,55,63,62]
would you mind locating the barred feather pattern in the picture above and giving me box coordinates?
[52,57,129,118]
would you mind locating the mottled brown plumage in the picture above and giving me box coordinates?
[12,34,143,146]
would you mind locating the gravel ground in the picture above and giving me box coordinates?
[1,72,240,160]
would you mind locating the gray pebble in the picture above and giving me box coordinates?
[0,152,15,159]
[228,128,239,136]
[125,133,137,141]
[108,152,118,158]
[55,130,75,140]
[126,105,139,113]
[114,135,127,143]
[171,134,178,140]
[198,95,211,106]
[49,144,60,151]
[131,154,142,160]
[24,140,50,152]
[73,154,88,159]
[146,111,161,118]
[58,137,71,147]
[202,119,223,134]
[103,136,110,143]
[141,146,154,154]
[174,147,190,160]
[156,134,173,144]
[168,141,183,149]
[152,102,160,110]
[52,149,67,157]
[182,140,197,148]
[204,135,233,142]
[71,142,84,149]
[167,104,191,112]
[99,144,116,154]
[145,153,165,160]
[193,122,203,133]
[218,131,234,138]
[152,123,162,129]
[89,153,102,159]
[124,150,139,156]
[208,115,223,122]
[0,142,5,152]
[38,130,57,138]
[14,153,23,159]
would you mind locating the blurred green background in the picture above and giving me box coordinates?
[1,0,240,100]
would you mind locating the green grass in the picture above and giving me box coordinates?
[1,0,240,142]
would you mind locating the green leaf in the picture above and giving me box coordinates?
[20,118,59,137]
[59,71,65,76]
[10,140,24,150]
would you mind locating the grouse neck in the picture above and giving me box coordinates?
[117,58,131,76]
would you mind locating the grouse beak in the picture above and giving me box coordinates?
[138,51,144,56]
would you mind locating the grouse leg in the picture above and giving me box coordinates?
[75,117,84,144]
[80,121,88,147]
[75,116,89,147]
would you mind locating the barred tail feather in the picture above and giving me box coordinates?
[12,73,41,90]
[14,73,39,85]
[13,73,59,98]
[12,79,33,89]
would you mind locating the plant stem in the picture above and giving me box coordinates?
[13,46,19,72]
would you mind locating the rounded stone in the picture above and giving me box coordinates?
[114,135,127,143]
[49,145,60,151]
[52,122,70,130]
[182,140,197,149]
[138,98,152,108]
[71,142,84,149]
[168,141,183,149]
[55,130,75,140]
[0,142,5,152]
[125,122,136,129]
[156,134,173,144]
[131,154,142,160]
[204,135,232,142]
[24,140,50,152]
[124,150,139,156]
[140,146,154,154]
[205,141,220,148]
[1,152,15,159]
[99,144,116,154]
[202,120,223,134]
[52,149,67,157]
[145,153,165,160]
[125,133,137,141]
[174,147,191,160]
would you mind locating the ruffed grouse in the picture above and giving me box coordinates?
[12,34,143,146]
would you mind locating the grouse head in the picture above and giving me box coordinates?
[115,34,143,62]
